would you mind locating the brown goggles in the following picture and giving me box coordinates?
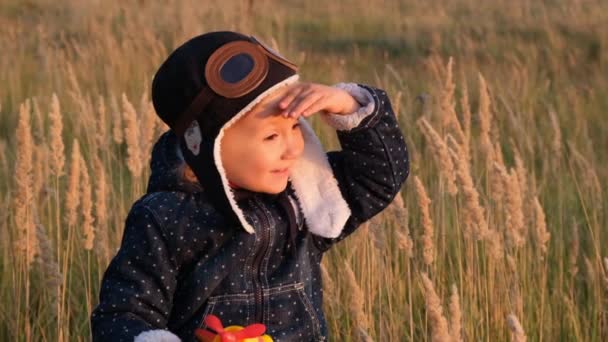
[174,36,298,136]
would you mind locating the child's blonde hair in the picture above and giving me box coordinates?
[175,142,201,184]
[178,163,199,184]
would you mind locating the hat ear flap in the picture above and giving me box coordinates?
[179,131,244,230]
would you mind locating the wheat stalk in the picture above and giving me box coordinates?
[478,73,495,165]
[490,160,507,206]
[448,284,462,342]
[425,54,446,87]
[459,70,472,161]
[367,214,386,251]
[94,156,110,263]
[13,100,38,270]
[420,273,451,342]
[356,326,375,342]
[583,256,596,288]
[448,136,504,259]
[511,145,528,199]
[439,57,466,148]
[567,141,602,203]
[80,155,95,250]
[139,89,158,162]
[111,93,124,145]
[533,196,550,259]
[381,192,413,255]
[319,261,336,300]
[33,143,49,206]
[493,160,525,249]
[49,93,65,177]
[95,95,108,152]
[603,258,608,291]
[440,57,455,134]
[569,221,580,277]
[494,141,506,170]
[122,93,143,178]
[344,260,369,334]
[506,255,524,317]
[395,205,414,258]
[549,109,562,162]
[446,136,487,239]
[506,313,527,342]
[414,176,435,266]
[35,222,62,317]
[417,118,458,195]
[505,168,526,249]
[0,139,7,186]
[31,97,45,143]
[65,139,81,227]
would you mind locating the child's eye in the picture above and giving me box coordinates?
[264,123,300,141]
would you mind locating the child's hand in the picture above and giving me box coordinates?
[278,82,360,119]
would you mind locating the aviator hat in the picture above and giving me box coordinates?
[151,31,351,238]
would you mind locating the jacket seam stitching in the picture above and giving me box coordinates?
[372,124,399,191]
[140,203,181,272]
[359,85,384,129]
[356,87,399,191]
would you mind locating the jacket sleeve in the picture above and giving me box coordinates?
[91,201,182,342]
[312,83,410,253]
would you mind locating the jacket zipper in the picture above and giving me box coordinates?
[251,197,272,324]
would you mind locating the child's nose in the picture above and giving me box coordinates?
[282,133,303,160]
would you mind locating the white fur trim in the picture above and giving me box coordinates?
[289,119,351,238]
[134,329,181,342]
[213,75,300,234]
[320,83,376,131]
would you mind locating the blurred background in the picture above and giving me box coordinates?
[1,0,606,341]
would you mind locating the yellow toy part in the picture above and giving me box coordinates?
[195,314,273,342]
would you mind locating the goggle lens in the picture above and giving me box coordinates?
[220,53,255,84]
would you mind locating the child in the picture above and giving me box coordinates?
[91,31,409,342]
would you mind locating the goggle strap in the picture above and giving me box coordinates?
[249,35,298,71]
[174,86,214,137]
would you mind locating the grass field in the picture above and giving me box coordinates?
[1,0,607,340]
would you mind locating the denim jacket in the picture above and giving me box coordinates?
[91,84,410,341]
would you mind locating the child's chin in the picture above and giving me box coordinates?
[262,181,289,195]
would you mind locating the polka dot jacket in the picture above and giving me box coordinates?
[91,84,410,342]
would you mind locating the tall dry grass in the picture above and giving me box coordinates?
[1,0,607,341]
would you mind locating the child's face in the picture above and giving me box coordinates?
[221,84,305,194]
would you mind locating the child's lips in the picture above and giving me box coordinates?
[271,168,289,174]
